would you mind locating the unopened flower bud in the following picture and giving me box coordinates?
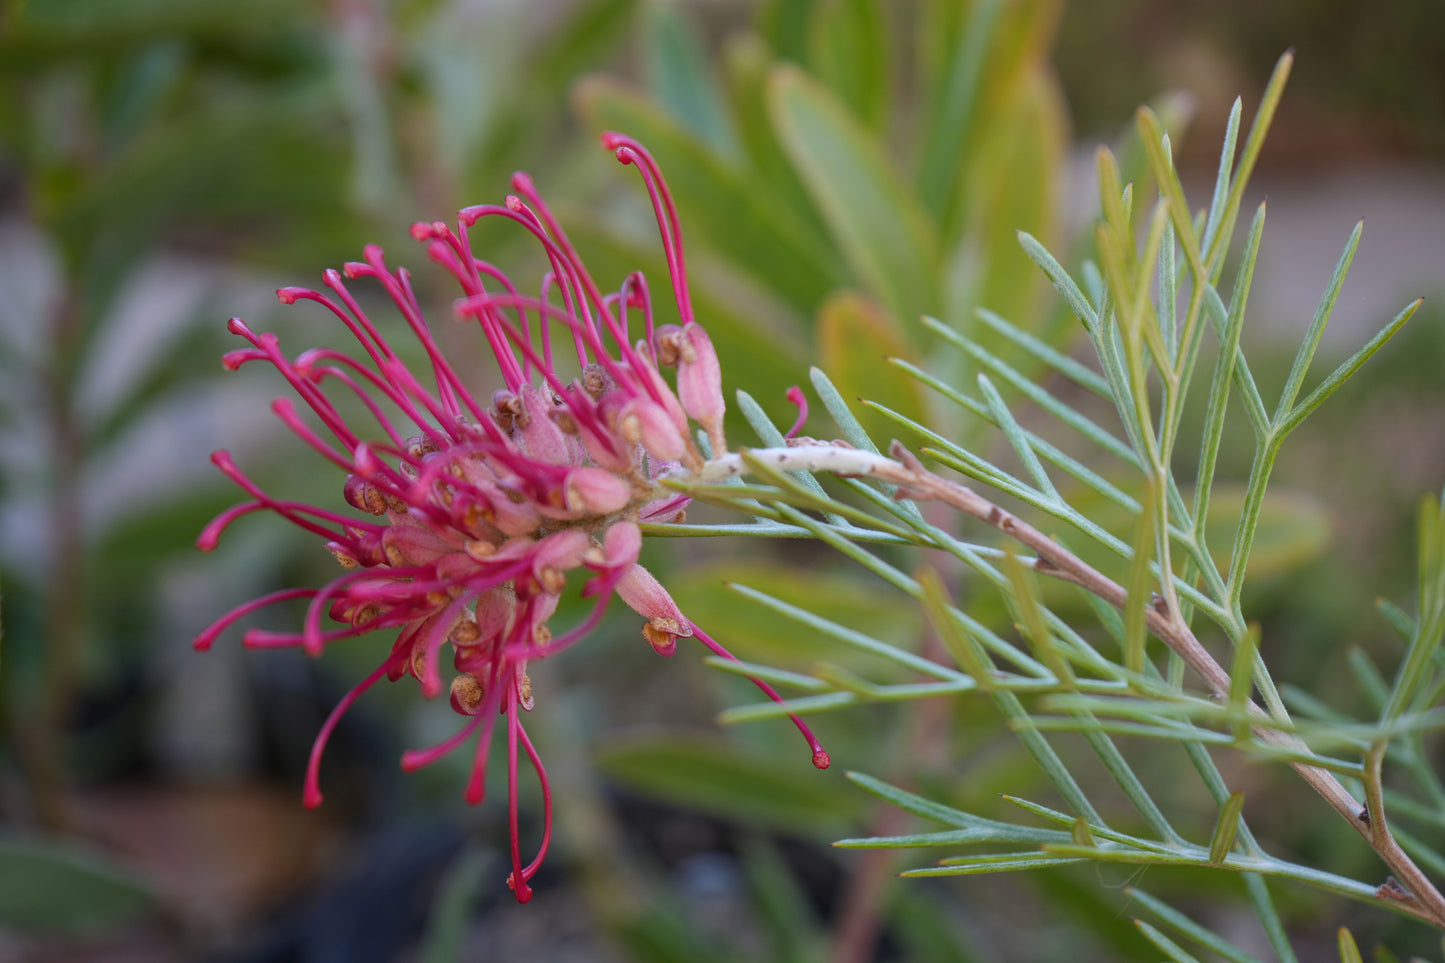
[601,521,642,571]
[617,562,691,642]
[676,324,725,453]
[516,386,570,465]
[382,520,456,566]
[564,467,631,516]
[532,530,590,590]
[619,398,687,462]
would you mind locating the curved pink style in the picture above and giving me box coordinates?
[196,135,827,902]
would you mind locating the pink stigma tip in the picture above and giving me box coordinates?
[464,784,485,806]
[812,749,831,770]
[303,787,323,809]
[785,385,809,440]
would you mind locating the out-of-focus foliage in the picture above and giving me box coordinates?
[2,0,1442,960]
[576,0,1069,434]
[1054,0,1445,157]
[0,0,641,945]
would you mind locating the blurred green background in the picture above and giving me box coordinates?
[1,0,1443,960]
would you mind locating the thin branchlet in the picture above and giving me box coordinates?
[677,441,1445,927]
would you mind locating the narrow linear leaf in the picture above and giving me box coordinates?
[971,308,1110,396]
[1017,230,1098,331]
[1195,201,1265,534]
[917,567,993,686]
[1279,298,1422,437]
[1124,485,1157,675]
[1246,872,1305,963]
[1337,927,1363,963]
[1125,888,1266,963]
[1135,920,1203,963]
[1273,221,1363,422]
[1229,625,1262,734]
[844,772,977,828]
[1376,597,1417,643]
[1201,97,1243,254]
[902,855,1088,877]
[978,372,1057,499]
[1209,790,1247,865]
[1206,51,1293,268]
[1002,551,1072,685]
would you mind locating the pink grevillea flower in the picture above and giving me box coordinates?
[196,134,829,904]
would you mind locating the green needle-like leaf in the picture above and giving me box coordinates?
[1123,485,1157,675]
[1135,920,1203,963]
[1273,221,1363,423]
[1277,298,1422,437]
[1229,625,1262,735]
[1336,927,1363,963]
[1125,888,1266,963]
[1209,791,1247,864]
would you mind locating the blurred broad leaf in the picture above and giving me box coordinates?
[818,291,928,443]
[947,68,1067,335]
[643,0,735,154]
[596,735,864,833]
[0,836,155,933]
[418,843,490,963]
[768,65,940,326]
[1064,482,1332,587]
[575,75,844,314]
[805,0,889,134]
[1205,487,1332,583]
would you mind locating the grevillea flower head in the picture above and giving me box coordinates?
[197,134,828,903]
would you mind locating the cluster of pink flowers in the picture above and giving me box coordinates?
[196,134,827,902]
